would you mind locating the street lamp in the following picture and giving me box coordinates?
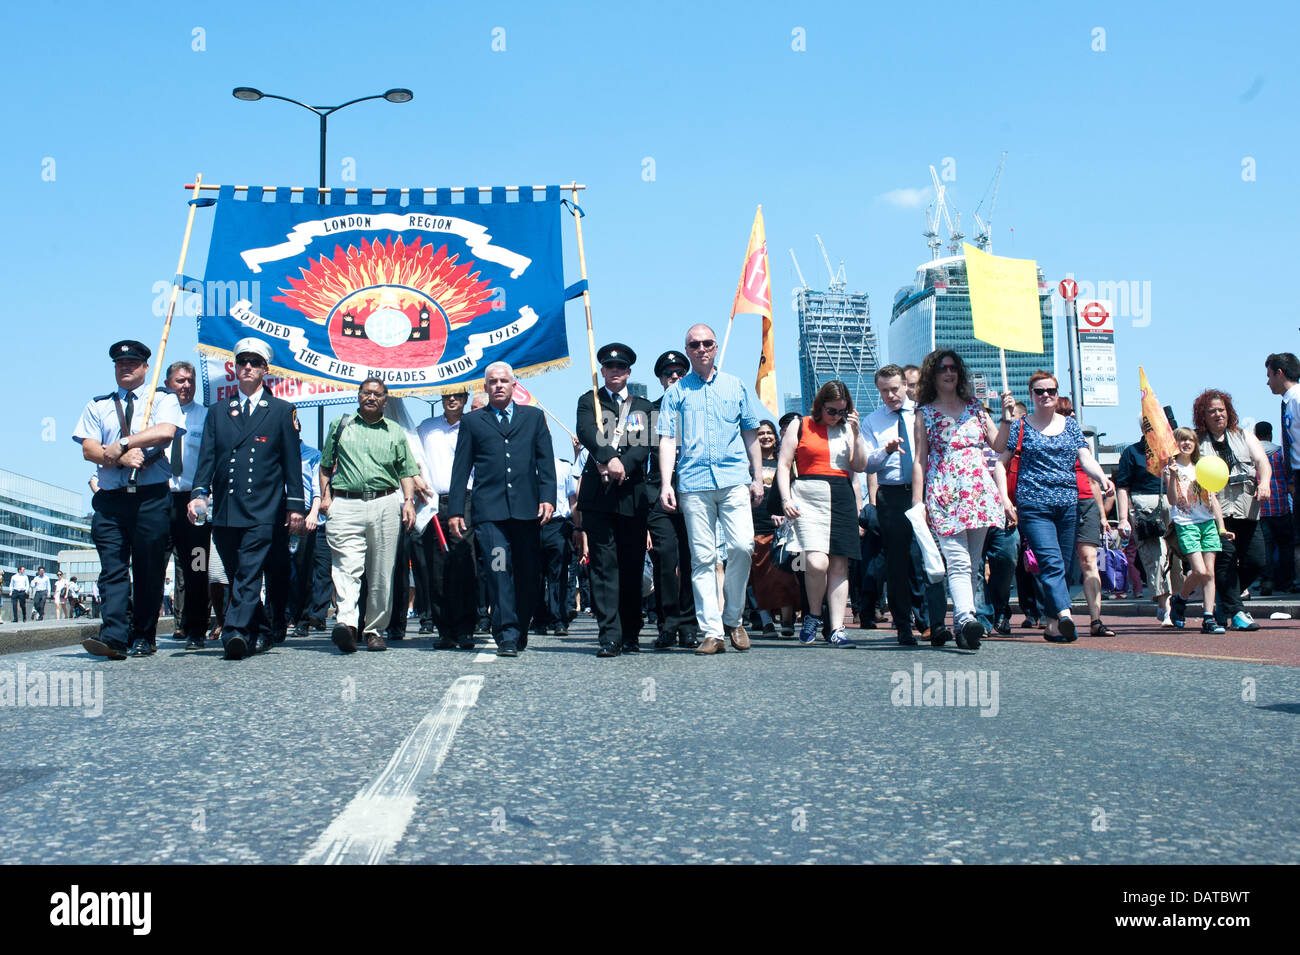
[233,86,413,442]
[231,87,414,190]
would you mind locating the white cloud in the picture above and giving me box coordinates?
[877,186,932,209]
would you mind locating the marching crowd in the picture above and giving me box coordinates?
[50,331,1300,661]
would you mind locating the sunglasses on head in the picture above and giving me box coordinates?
[1032,387,1058,396]
[236,356,267,368]
[686,340,715,350]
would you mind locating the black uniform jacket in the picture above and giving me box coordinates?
[575,389,655,516]
[192,392,305,527]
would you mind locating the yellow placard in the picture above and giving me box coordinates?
[963,243,1043,353]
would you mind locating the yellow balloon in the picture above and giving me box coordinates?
[1196,456,1229,494]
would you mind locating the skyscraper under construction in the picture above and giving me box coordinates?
[795,288,881,416]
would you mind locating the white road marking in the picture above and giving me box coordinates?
[473,650,498,662]
[299,674,484,865]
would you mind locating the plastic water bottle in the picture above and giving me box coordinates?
[193,494,209,526]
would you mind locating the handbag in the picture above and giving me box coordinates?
[771,522,797,573]
[1099,532,1129,592]
[1006,418,1025,501]
[1023,547,1041,575]
[905,502,947,583]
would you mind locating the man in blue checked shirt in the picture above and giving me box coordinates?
[656,324,764,655]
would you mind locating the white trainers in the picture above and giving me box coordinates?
[1158,611,1174,628]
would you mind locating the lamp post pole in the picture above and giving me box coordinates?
[232,87,414,445]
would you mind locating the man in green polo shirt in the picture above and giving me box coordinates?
[320,377,419,653]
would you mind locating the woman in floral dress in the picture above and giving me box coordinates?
[911,349,1014,650]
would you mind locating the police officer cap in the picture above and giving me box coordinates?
[654,350,689,377]
[597,342,636,367]
[109,340,151,362]
[233,337,274,364]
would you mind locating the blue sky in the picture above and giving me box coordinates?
[3,0,1295,504]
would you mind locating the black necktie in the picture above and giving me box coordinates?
[243,398,252,419]
[123,391,135,434]
[171,429,183,479]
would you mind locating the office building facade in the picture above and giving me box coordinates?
[889,254,1055,406]
[0,469,92,577]
[796,289,882,415]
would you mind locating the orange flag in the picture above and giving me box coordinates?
[730,205,777,414]
[1139,366,1177,476]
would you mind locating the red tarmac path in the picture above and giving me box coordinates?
[984,616,1300,667]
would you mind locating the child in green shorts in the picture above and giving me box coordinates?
[1165,428,1234,633]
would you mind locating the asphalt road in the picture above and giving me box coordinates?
[1,616,1296,864]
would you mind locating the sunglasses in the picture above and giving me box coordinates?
[1032,387,1058,396]
[663,368,685,380]
[938,363,959,372]
[686,340,716,350]
[822,407,847,417]
[236,356,267,368]
[603,362,630,371]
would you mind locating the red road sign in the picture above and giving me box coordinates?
[1080,301,1111,327]
[1058,278,1078,300]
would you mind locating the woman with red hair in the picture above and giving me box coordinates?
[1192,389,1271,630]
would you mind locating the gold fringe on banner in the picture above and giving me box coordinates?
[193,344,571,400]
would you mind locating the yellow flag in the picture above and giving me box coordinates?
[730,206,777,414]
[1139,366,1178,477]
[963,243,1043,353]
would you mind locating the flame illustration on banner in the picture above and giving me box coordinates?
[730,206,778,415]
[274,236,495,370]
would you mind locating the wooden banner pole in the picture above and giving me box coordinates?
[128,172,205,491]
[569,181,602,432]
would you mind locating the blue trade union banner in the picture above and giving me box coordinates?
[198,185,569,395]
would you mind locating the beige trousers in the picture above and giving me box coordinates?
[326,492,401,636]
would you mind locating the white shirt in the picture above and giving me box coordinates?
[553,457,573,518]
[73,385,187,490]
[31,573,50,595]
[168,400,209,492]
[417,413,465,496]
[10,573,29,594]
[863,399,917,485]
[1285,383,1300,470]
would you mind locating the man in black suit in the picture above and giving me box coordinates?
[646,350,700,650]
[447,361,556,657]
[188,338,306,660]
[576,343,655,657]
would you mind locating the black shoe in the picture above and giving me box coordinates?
[185,634,205,650]
[1022,616,1041,629]
[1058,617,1077,642]
[898,633,919,646]
[552,623,568,635]
[929,627,951,647]
[860,619,878,630]
[272,630,288,644]
[622,642,641,653]
[256,633,276,654]
[435,634,458,650]
[224,635,248,660]
[961,618,984,650]
[417,624,434,634]
[531,626,548,635]
[518,633,528,651]
[678,632,701,649]
[332,624,358,654]
[497,641,519,657]
[308,618,327,632]
[83,637,128,660]
[596,644,621,658]
[994,614,1012,635]
[294,623,309,638]
[387,632,405,641]
[127,638,156,657]
[457,636,477,650]
[476,617,491,633]
[653,632,676,650]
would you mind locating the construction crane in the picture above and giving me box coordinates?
[923,180,945,260]
[789,248,810,290]
[814,234,847,292]
[930,165,964,256]
[972,151,1007,252]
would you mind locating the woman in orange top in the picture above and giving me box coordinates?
[775,381,869,647]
